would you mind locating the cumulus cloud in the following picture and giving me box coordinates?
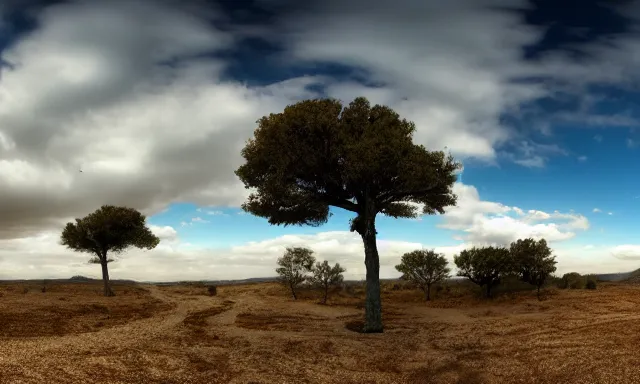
[439,183,589,245]
[0,0,326,239]
[266,0,548,161]
[593,208,602,213]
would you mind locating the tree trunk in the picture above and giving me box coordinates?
[537,284,541,300]
[323,284,328,304]
[425,284,431,301]
[360,205,383,333]
[486,284,491,298]
[290,282,297,300]
[100,260,115,297]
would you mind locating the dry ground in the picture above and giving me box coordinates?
[0,280,639,383]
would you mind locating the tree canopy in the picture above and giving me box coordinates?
[309,260,346,304]
[395,249,450,301]
[236,96,460,332]
[276,247,316,300]
[454,246,511,298]
[60,205,159,296]
[510,238,557,298]
[235,97,460,228]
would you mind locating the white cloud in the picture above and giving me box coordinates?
[578,155,588,162]
[608,212,614,216]
[196,208,226,216]
[0,0,330,239]
[611,245,640,261]
[191,217,210,224]
[266,0,550,161]
[439,183,589,245]
[0,226,634,281]
[593,208,602,213]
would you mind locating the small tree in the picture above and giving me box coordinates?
[60,205,160,297]
[235,97,460,332]
[309,260,346,304]
[454,246,511,298]
[276,247,316,300]
[509,238,557,299]
[395,249,450,301]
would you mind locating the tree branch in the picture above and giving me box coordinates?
[378,185,439,205]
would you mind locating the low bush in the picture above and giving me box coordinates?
[586,279,597,290]
[560,272,585,289]
[207,285,217,296]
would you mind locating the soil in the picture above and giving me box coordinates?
[0,280,638,383]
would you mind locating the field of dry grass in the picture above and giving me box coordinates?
[0,279,639,383]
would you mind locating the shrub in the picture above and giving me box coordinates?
[586,279,597,290]
[561,272,585,289]
[207,285,217,296]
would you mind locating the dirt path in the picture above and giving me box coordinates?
[0,285,217,361]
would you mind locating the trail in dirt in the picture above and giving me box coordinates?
[0,286,217,361]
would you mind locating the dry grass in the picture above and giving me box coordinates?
[0,280,640,383]
[0,282,171,337]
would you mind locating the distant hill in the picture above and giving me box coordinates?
[595,272,633,281]
[621,268,640,283]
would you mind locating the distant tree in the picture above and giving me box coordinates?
[395,249,450,301]
[276,247,316,300]
[235,97,460,332]
[309,260,346,304]
[509,238,557,299]
[561,272,585,289]
[454,246,511,298]
[60,205,160,297]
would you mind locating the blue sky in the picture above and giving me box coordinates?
[2,0,640,280]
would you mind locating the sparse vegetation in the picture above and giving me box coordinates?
[60,205,160,297]
[276,247,316,300]
[235,96,460,332]
[395,249,450,301]
[0,277,638,382]
[308,260,346,304]
[454,246,512,298]
[207,285,217,296]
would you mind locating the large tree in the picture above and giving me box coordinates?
[454,246,511,298]
[510,238,557,299]
[235,97,460,332]
[309,260,346,304]
[276,247,316,300]
[60,205,160,297]
[395,249,450,301]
